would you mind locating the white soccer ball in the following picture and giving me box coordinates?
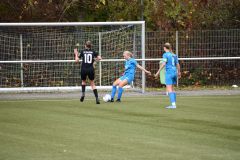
[103,94,111,102]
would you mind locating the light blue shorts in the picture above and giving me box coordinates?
[165,72,177,85]
[120,75,134,84]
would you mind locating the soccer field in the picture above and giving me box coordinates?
[0,95,239,160]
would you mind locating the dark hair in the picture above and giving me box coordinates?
[85,41,92,49]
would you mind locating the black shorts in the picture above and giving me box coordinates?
[81,67,95,81]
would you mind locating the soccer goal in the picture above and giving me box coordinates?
[0,21,147,93]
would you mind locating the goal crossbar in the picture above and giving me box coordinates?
[0,21,145,27]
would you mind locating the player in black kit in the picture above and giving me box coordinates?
[74,41,102,104]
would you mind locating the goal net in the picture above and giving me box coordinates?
[0,22,146,93]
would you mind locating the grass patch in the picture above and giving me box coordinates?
[0,95,239,160]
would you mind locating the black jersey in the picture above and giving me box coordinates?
[79,49,98,69]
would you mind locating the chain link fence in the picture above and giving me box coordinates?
[0,28,239,90]
[145,29,240,88]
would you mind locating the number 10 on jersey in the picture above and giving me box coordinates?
[84,54,93,63]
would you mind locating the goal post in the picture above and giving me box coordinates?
[0,21,146,93]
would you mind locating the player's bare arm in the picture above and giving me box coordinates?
[74,48,79,63]
[177,63,181,79]
[154,62,166,78]
[95,55,102,61]
[136,64,151,75]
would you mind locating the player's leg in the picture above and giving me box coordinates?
[166,85,176,108]
[110,78,121,102]
[80,80,86,102]
[89,69,100,104]
[116,79,128,102]
[165,73,177,109]
[80,69,87,102]
[90,80,100,104]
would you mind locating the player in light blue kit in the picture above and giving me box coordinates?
[154,43,181,109]
[110,51,151,102]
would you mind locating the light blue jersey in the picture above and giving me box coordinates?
[124,58,137,75]
[162,52,179,73]
[120,58,137,84]
[162,52,179,85]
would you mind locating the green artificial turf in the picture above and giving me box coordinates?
[0,95,239,160]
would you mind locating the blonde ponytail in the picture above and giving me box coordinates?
[123,51,133,57]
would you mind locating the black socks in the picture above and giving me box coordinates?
[93,89,98,98]
[82,85,86,97]
[80,87,100,104]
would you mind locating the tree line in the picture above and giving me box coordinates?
[0,0,239,30]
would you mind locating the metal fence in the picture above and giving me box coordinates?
[0,28,239,90]
[145,29,240,87]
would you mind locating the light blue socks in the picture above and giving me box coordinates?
[117,87,124,100]
[169,92,176,106]
[111,85,117,99]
